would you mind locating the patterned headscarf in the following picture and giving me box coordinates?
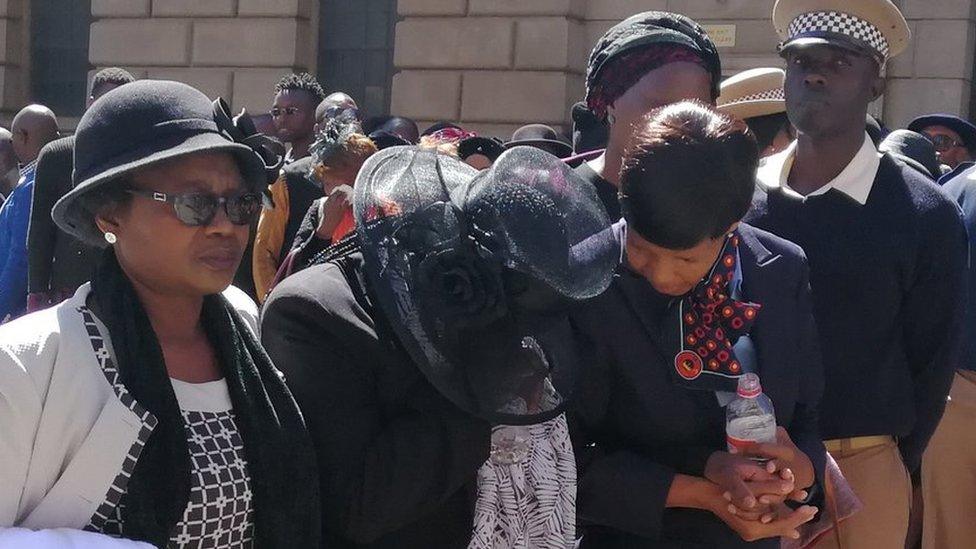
[586,44,708,120]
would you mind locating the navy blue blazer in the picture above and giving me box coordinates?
[569,223,826,548]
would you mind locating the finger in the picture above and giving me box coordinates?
[745,479,795,499]
[752,442,796,462]
[728,504,766,522]
[788,489,809,502]
[725,478,758,510]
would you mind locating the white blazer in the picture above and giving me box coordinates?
[0,283,258,546]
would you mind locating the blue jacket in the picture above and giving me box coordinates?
[0,163,36,321]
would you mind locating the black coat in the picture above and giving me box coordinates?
[27,136,100,294]
[569,223,826,548]
[260,251,491,548]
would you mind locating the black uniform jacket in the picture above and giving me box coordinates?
[569,223,826,548]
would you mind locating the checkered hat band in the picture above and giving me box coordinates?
[788,11,889,59]
[730,88,785,104]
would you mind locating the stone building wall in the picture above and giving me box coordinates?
[391,0,976,136]
[87,0,317,115]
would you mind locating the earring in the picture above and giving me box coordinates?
[607,113,616,125]
[104,231,117,244]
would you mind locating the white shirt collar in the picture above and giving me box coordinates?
[756,133,882,205]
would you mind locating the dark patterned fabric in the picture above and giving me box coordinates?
[673,232,762,392]
[786,11,889,60]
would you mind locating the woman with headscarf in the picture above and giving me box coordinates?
[260,146,619,548]
[576,11,723,220]
[0,80,319,548]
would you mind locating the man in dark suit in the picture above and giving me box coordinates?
[570,102,825,548]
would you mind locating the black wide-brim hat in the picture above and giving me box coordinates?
[53,80,271,247]
[504,124,573,158]
[908,114,976,152]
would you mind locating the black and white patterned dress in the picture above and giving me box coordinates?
[88,376,256,548]
[167,378,255,548]
[469,414,576,549]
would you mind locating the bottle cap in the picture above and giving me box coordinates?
[737,372,762,398]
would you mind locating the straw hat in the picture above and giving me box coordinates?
[717,68,786,121]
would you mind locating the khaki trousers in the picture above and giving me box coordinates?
[812,438,912,549]
[922,371,976,549]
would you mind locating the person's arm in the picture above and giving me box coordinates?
[260,286,491,544]
[898,199,968,472]
[27,154,63,297]
[0,186,31,320]
[784,258,826,498]
[0,528,154,548]
[0,337,44,525]
[252,176,289,303]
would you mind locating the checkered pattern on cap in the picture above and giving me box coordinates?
[787,10,889,60]
[728,88,785,105]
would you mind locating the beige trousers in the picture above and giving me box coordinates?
[811,438,912,549]
[922,371,976,549]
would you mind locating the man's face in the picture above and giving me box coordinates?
[272,89,317,144]
[784,45,881,139]
[607,62,713,149]
[921,124,973,169]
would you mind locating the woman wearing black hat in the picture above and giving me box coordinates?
[0,80,319,547]
[577,11,723,220]
[261,146,619,548]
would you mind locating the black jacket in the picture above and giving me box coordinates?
[279,156,324,258]
[260,251,491,548]
[569,224,826,548]
[27,136,100,295]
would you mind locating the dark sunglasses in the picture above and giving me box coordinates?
[127,189,262,226]
[925,133,965,153]
[270,106,301,117]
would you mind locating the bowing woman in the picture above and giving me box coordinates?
[0,81,319,547]
[569,101,826,548]
[260,145,619,548]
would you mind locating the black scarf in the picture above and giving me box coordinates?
[89,250,320,547]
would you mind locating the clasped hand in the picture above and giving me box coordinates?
[702,427,818,541]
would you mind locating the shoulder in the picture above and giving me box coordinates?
[221,285,259,334]
[941,164,976,204]
[0,304,65,401]
[738,223,806,265]
[262,254,366,330]
[880,154,962,222]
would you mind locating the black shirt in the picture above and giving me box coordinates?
[745,154,966,471]
[576,161,621,220]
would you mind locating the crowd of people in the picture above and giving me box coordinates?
[1,0,976,548]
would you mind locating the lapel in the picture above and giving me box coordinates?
[19,287,157,530]
[735,226,797,407]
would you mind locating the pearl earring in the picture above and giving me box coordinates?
[104,231,117,244]
[607,113,616,125]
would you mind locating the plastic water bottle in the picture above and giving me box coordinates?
[726,373,777,457]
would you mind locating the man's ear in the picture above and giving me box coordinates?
[869,73,886,102]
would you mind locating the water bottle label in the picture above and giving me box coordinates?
[727,434,760,455]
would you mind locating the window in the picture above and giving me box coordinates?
[30,0,92,117]
[318,0,397,117]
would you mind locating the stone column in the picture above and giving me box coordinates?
[884,0,976,127]
[391,0,586,138]
[0,0,27,120]
[89,0,316,114]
